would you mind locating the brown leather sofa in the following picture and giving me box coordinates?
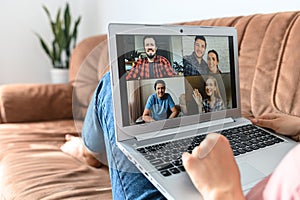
[0,10,299,199]
[0,37,111,198]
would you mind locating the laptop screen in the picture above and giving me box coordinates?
[108,24,241,139]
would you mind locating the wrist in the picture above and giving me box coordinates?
[197,106,203,113]
[205,187,245,200]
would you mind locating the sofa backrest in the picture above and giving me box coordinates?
[69,11,300,120]
[69,35,110,120]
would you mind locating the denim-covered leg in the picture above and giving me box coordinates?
[82,72,165,200]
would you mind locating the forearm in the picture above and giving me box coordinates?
[194,98,203,113]
[142,115,155,122]
[142,108,154,122]
[169,111,178,119]
[197,105,203,113]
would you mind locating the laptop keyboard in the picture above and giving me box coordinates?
[136,124,284,177]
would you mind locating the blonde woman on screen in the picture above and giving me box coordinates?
[193,76,225,113]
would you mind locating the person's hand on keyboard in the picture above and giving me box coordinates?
[251,113,300,142]
[182,133,245,200]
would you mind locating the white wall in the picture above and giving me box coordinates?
[1,0,300,84]
[0,0,101,84]
[98,0,300,33]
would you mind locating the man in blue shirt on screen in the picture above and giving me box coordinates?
[142,80,178,122]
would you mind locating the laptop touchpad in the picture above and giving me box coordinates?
[239,162,266,186]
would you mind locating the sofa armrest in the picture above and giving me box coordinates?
[0,83,73,123]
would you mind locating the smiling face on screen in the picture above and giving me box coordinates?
[207,51,219,73]
[205,78,216,97]
[194,38,206,60]
[144,37,157,60]
[155,83,166,99]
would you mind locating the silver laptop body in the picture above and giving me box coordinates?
[108,23,297,199]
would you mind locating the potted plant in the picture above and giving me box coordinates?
[36,3,81,83]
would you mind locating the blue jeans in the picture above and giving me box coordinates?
[82,72,165,200]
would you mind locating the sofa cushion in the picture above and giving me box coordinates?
[0,83,73,123]
[0,120,112,199]
[1,152,111,200]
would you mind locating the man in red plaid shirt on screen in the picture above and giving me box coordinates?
[126,36,175,80]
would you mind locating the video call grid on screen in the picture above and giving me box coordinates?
[115,34,237,126]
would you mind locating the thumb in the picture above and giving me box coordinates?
[182,152,196,171]
[182,152,201,180]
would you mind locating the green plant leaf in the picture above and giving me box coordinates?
[71,16,81,49]
[36,34,54,65]
[42,5,52,23]
[64,3,71,39]
[52,40,62,68]
[37,3,81,69]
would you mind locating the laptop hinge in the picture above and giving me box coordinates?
[135,117,235,141]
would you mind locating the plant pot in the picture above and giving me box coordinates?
[50,68,69,84]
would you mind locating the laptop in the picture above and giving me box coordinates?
[108,23,297,199]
